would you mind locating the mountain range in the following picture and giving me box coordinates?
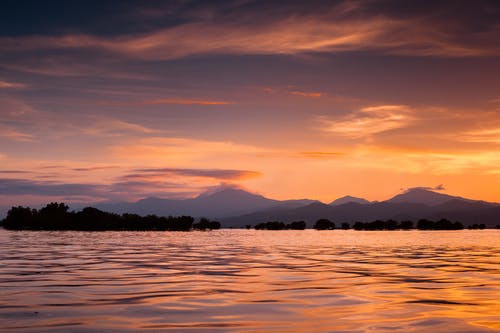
[94,188,316,219]
[88,187,500,228]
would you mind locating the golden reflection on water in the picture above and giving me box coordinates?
[0,230,499,332]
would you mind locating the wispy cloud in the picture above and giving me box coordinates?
[460,127,500,144]
[126,167,261,181]
[0,177,185,201]
[110,137,269,165]
[402,184,446,192]
[319,105,414,138]
[0,178,107,197]
[70,166,119,172]
[1,2,498,60]
[83,118,156,137]
[289,91,323,98]
[144,98,233,105]
[0,166,260,202]
[298,152,343,159]
[0,170,32,174]
[0,80,27,89]
[0,125,34,142]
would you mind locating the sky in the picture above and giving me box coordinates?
[1,0,500,207]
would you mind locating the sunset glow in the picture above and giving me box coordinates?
[1,1,499,209]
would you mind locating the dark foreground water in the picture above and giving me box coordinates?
[0,229,499,332]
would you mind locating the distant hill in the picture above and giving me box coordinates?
[387,188,465,206]
[222,189,500,228]
[77,187,500,228]
[330,195,370,206]
[221,201,430,228]
[93,188,315,218]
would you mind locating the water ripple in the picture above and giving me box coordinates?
[0,229,499,332]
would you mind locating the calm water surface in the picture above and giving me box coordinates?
[0,229,499,332]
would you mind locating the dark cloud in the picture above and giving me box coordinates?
[0,178,107,196]
[403,184,446,192]
[0,168,260,201]
[3,1,498,39]
[0,178,198,202]
[0,170,31,174]
[1,0,498,59]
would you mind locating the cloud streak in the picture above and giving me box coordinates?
[124,167,261,181]
[0,166,261,202]
[0,125,34,142]
[0,80,27,89]
[402,184,446,192]
[144,98,233,105]
[289,91,323,98]
[460,127,500,144]
[0,178,107,197]
[319,105,414,138]
[1,1,498,60]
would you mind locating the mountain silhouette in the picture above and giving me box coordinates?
[387,188,464,206]
[221,189,499,228]
[94,188,315,218]
[88,188,500,228]
[330,195,370,206]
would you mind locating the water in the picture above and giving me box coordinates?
[0,229,499,332]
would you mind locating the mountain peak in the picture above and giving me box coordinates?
[330,195,370,206]
[387,188,459,206]
[196,187,265,200]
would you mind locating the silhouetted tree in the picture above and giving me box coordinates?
[193,217,221,230]
[2,206,38,230]
[417,219,433,230]
[287,221,306,230]
[314,219,335,230]
[400,220,413,230]
[1,203,194,231]
[37,202,71,230]
[415,218,463,230]
[255,221,286,230]
[353,221,365,230]
[468,223,486,229]
[341,222,350,230]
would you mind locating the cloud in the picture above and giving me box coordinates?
[0,97,37,117]
[0,125,34,142]
[70,166,118,172]
[0,177,206,201]
[289,91,323,98]
[319,105,414,138]
[123,167,262,181]
[460,127,500,144]
[110,136,270,166]
[1,1,498,60]
[0,178,107,197]
[107,180,199,198]
[0,80,27,89]
[402,184,446,192]
[0,163,261,202]
[144,98,233,105]
[0,170,32,174]
[298,152,343,159]
[82,118,156,137]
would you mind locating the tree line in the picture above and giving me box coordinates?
[1,203,493,231]
[250,218,470,230]
[0,203,220,231]
[254,221,306,230]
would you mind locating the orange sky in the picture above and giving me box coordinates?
[0,1,499,207]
